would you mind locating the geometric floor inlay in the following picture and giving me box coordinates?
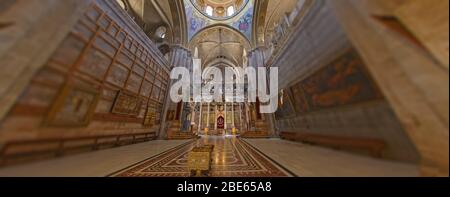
[110,136,293,177]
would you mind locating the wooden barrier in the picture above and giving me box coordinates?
[0,132,157,166]
[280,132,386,158]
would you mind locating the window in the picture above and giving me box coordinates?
[155,26,167,39]
[206,6,214,16]
[116,0,127,10]
[227,6,235,16]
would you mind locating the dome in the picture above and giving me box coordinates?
[190,0,249,20]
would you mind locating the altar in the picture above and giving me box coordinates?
[188,145,215,177]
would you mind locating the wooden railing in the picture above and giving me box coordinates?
[280,132,386,158]
[0,132,157,166]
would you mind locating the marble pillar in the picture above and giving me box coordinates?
[198,103,203,134]
[159,46,192,139]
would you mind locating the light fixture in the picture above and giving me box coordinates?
[155,26,167,39]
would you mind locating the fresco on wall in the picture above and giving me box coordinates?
[290,85,309,113]
[277,49,382,118]
[232,5,253,40]
[301,50,381,110]
[185,2,210,41]
[275,89,296,119]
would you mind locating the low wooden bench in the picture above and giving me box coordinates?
[280,132,386,158]
[0,132,157,166]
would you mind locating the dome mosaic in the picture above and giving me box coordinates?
[190,0,249,20]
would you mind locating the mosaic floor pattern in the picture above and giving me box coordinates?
[111,136,293,177]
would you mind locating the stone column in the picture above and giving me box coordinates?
[248,47,277,136]
[329,0,449,176]
[248,47,265,68]
[224,103,227,130]
[159,46,192,139]
[190,103,195,133]
[214,105,218,131]
[245,103,250,131]
[207,103,210,129]
[232,103,235,128]
[198,103,203,134]
[239,104,243,132]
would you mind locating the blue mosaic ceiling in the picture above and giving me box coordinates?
[184,0,254,42]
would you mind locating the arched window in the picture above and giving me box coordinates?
[116,0,127,10]
[206,6,214,16]
[155,26,167,40]
[227,6,235,16]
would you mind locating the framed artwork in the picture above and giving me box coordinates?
[44,82,100,127]
[111,90,142,116]
[143,103,157,126]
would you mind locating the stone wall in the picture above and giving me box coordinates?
[272,0,419,163]
[0,0,171,144]
[328,0,448,176]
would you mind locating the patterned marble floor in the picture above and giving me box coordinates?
[0,137,419,177]
[111,136,293,177]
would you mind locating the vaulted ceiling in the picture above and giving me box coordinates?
[189,25,250,68]
[120,0,304,66]
[191,0,248,19]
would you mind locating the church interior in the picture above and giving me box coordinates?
[0,0,448,177]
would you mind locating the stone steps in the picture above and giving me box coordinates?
[167,121,197,140]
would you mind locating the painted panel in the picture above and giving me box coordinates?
[275,89,296,119]
[44,82,100,127]
[111,91,142,116]
[280,49,382,118]
[301,50,381,110]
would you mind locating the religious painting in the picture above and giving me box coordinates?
[126,73,142,93]
[201,112,208,127]
[275,89,296,119]
[144,102,157,126]
[226,110,233,124]
[155,103,162,124]
[234,112,241,128]
[184,1,209,40]
[209,111,216,127]
[301,50,381,110]
[184,0,254,42]
[44,82,100,127]
[233,6,254,39]
[106,63,129,87]
[111,91,142,116]
[78,47,111,79]
[217,116,225,129]
[290,85,309,113]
